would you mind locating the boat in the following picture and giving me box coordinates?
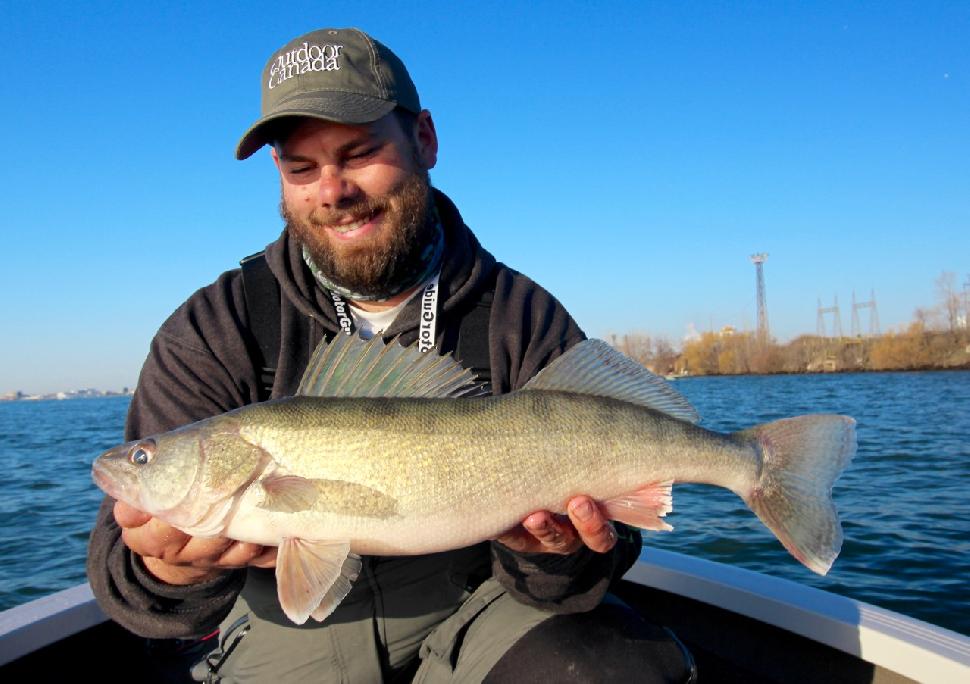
[2,549,968,682]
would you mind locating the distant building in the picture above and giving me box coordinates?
[2,387,134,400]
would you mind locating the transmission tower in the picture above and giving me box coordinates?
[817,296,843,338]
[750,253,769,342]
[851,290,880,337]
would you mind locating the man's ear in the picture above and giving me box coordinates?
[413,110,438,170]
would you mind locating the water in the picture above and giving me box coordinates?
[0,373,967,637]
[0,396,128,606]
[646,370,970,637]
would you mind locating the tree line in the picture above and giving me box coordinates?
[611,272,969,376]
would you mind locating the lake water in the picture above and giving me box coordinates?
[0,371,967,637]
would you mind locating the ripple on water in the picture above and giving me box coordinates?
[27,481,59,491]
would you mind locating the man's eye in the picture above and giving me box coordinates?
[347,146,379,161]
[288,165,313,174]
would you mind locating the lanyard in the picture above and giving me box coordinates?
[328,290,355,336]
[329,273,441,352]
[416,273,440,352]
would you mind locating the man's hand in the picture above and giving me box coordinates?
[494,495,617,555]
[115,501,277,586]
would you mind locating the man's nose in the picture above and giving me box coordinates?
[317,165,359,207]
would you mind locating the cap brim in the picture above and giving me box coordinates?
[235,92,397,160]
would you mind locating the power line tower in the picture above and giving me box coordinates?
[817,296,843,338]
[851,290,880,337]
[750,253,769,342]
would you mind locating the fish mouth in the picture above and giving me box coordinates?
[91,459,132,504]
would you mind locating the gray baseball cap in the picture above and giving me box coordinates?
[235,28,421,160]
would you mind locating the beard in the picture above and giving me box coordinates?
[282,170,437,299]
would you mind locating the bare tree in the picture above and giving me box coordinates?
[936,271,961,333]
[913,306,941,331]
[652,337,678,375]
[618,333,654,365]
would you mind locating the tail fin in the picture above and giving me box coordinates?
[736,415,856,575]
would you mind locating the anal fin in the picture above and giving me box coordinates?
[310,552,363,623]
[276,538,362,625]
[603,481,674,531]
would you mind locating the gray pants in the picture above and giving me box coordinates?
[202,557,554,683]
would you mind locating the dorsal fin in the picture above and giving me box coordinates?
[522,339,700,423]
[297,334,486,399]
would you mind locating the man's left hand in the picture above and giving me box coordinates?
[495,495,616,555]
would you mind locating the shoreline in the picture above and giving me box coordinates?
[671,365,970,379]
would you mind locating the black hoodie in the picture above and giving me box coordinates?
[86,190,641,639]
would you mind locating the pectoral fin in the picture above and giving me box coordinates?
[276,538,362,625]
[260,474,398,518]
[603,481,674,531]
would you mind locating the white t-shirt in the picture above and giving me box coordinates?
[348,275,435,339]
[349,299,409,339]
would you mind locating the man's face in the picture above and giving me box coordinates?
[272,112,439,298]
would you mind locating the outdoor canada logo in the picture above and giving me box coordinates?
[268,42,343,89]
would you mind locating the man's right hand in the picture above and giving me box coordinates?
[115,500,277,586]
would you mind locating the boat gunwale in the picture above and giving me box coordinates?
[2,550,968,680]
[627,548,970,682]
[0,583,105,666]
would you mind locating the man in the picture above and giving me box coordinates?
[87,28,692,682]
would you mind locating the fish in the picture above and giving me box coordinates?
[92,334,855,625]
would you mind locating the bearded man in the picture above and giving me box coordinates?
[87,27,693,683]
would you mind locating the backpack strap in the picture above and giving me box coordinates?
[454,288,493,393]
[451,264,497,393]
[240,251,280,401]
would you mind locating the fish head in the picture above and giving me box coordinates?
[92,429,202,520]
[92,417,270,536]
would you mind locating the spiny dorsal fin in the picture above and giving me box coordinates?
[297,334,486,399]
[522,339,700,423]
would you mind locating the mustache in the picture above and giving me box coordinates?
[304,196,389,228]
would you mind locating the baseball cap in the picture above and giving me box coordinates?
[235,28,421,160]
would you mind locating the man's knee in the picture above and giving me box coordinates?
[483,599,695,684]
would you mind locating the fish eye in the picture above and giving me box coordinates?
[128,440,156,466]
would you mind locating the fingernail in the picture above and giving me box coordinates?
[525,514,548,531]
[571,500,593,521]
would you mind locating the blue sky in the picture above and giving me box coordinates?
[2,1,967,393]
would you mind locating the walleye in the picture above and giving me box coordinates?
[92,335,855,625]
